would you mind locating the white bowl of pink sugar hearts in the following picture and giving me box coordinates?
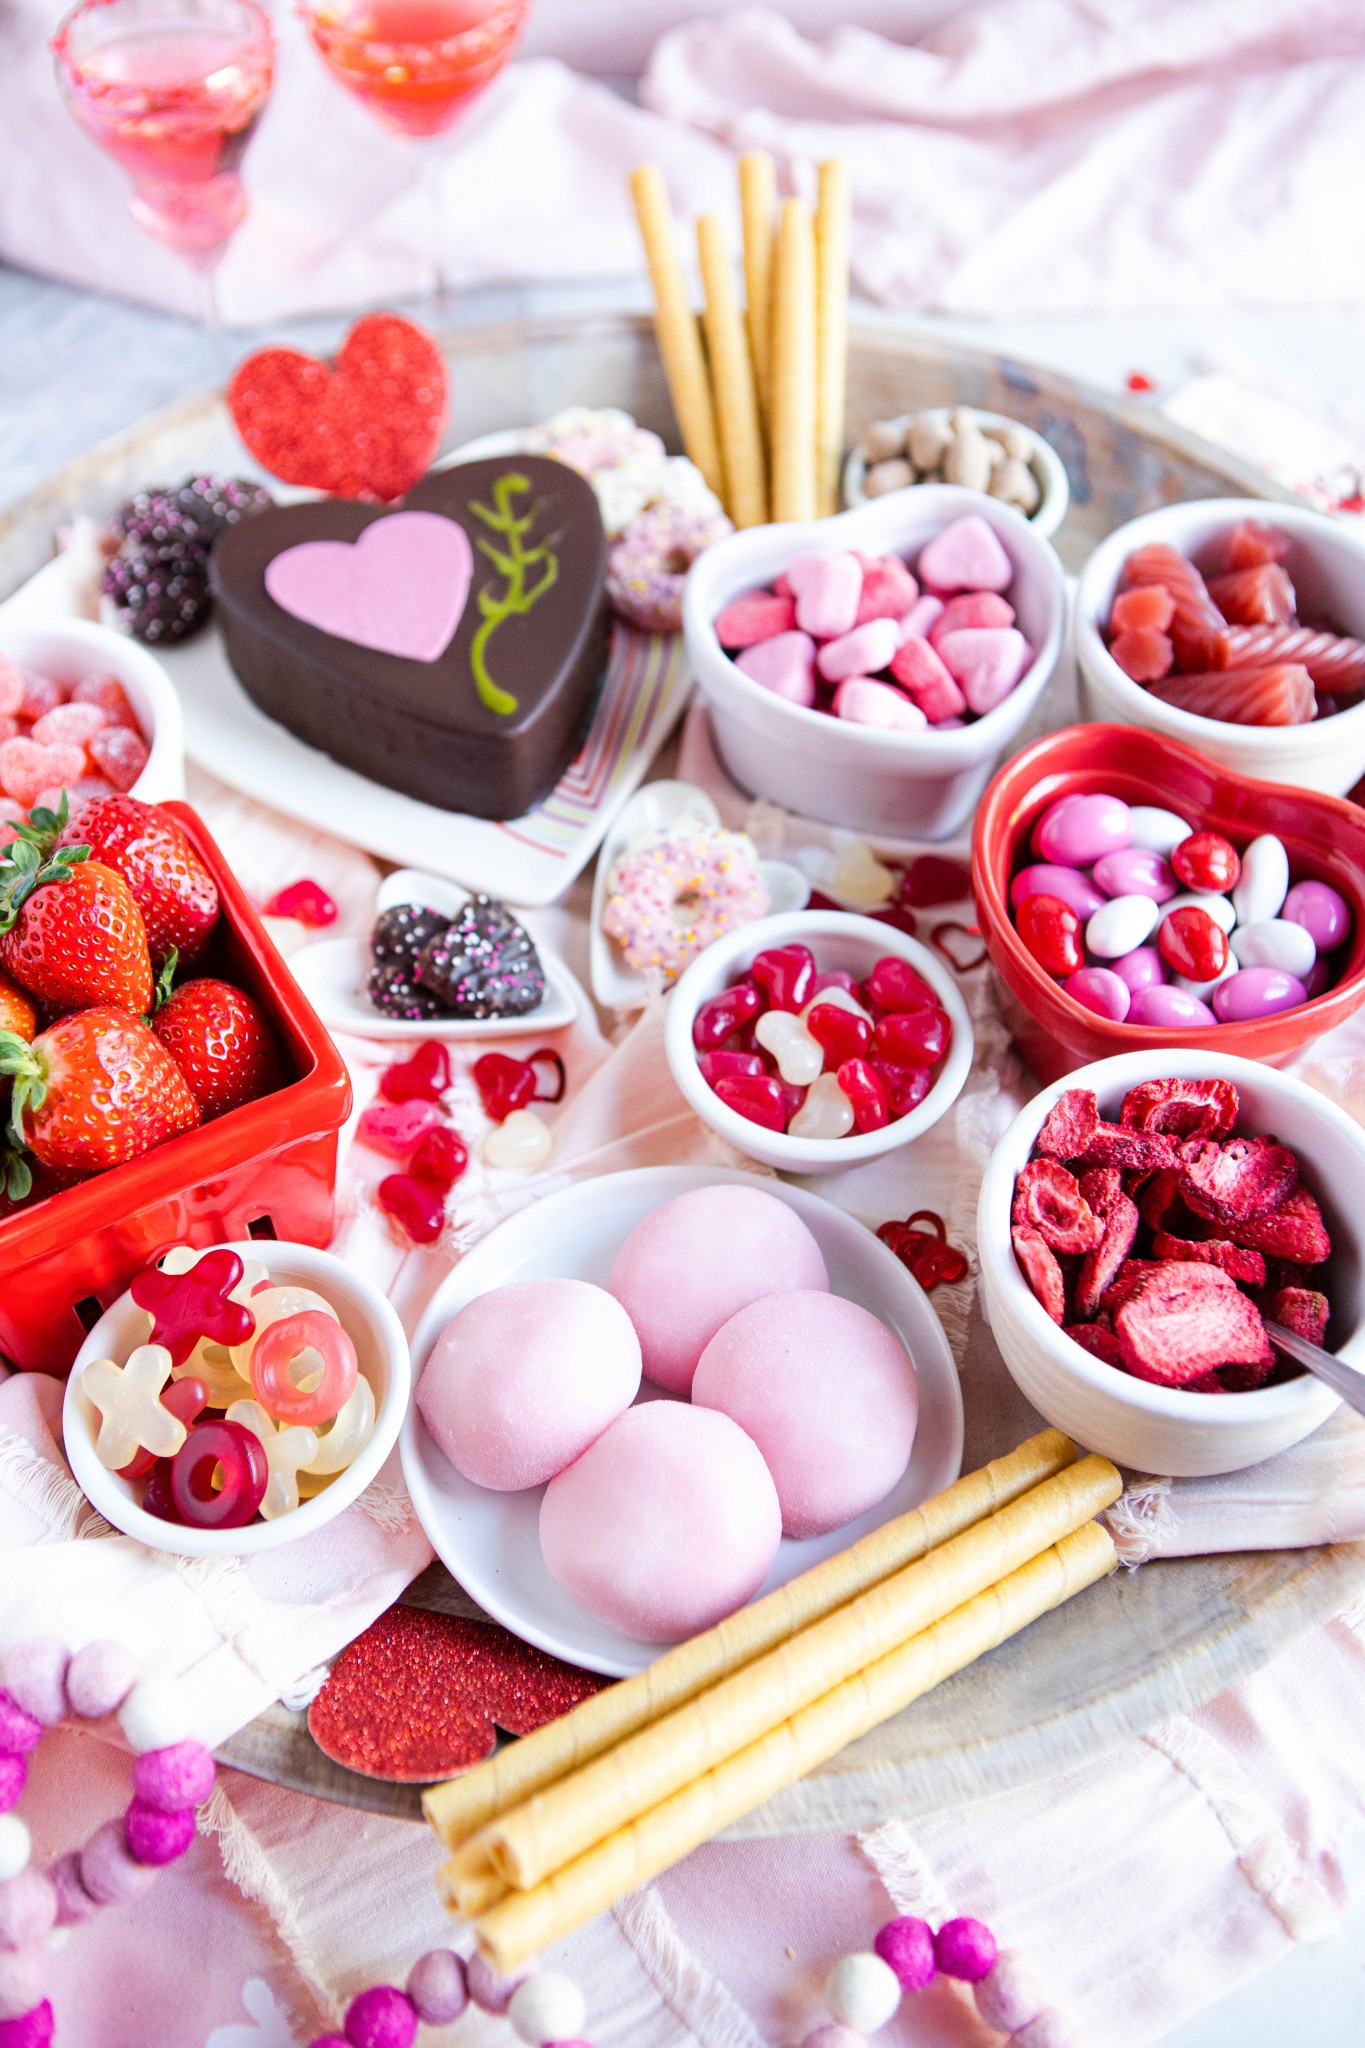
[683,484,1067,840]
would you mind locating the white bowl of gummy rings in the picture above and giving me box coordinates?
[1075,498,1365,796]
[62,1240,410,1557]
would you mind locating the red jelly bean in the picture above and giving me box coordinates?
[805,1001,873,1067]
[897,854,970,908]
[472,1051,536,1121]
[875,1006,952,1067]
[264,878,338,927]
[692,983,763,1051]
[170,1419,268,1529]
[1015,893,1083,977]
[378,1173,447,1245]
[774,1079,808,1125]
[1170,832,1241,894]
[876,1061,934,1118]
[808,969,861,1000]
[118,1377,209,1482]
[697,1049,766,1085]
[837,1057,889,1132]
[1158,905,1228,981]
[713,1073,788,1131]
[866,956,937,1014]
[380,1041,453,1104]
[409,1127,468,1192]
[750,944,815,1012]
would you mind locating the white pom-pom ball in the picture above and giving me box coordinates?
[508,1971,587,2046]
[824,1953,901,2034]
[0,1815,31,1880]
[117,1675,192,1755]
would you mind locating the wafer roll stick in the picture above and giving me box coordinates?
[769,197,817,522]
[423,1430,1076,1852]
[475,1521,1117,1970]
[480,1456,1120,1893]
[739,151,777,421]
[439,1837,509,1919]
[814,158,850,516]
[629,164,725,501]
[697,215,768,529]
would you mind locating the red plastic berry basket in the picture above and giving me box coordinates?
[971,723,1365,1084]
[0,803,352,1376]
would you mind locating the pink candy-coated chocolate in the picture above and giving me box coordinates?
[935,626,1032,714]
[1213,966,1308,1021]
[0,1695,41,1758]
[1283,878,1350,951]
[1009,864,1105,921]
[133,1738,216,1813]
[817,617,901,683]
[64,1640,138,1721]
[1061,966,1131,1022]
[356,1097,445,1159]
[1091,847,1176,902]
[2,1643,68,1730]
[787,551,862,638]
[875,1916,937,1992]
[0,1871,56,1950]
[0,1996,53,2048]
[406,1951,468,2026]
[735,631,818,707]
[251,1311,358,1427]
[918,514,1013,594]
[79,1819,158,1907]
[343,1984,418,2048]
[1110,944,1166,993]
[0,1945,47,2025]
[1033,792,1131,866]
[934,1916,998,1982]
[1127,984,1216,1027]
[833,678,927,730]
[124,1797,196,1867]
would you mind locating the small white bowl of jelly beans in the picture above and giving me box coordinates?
[665,911,974,1174]
[62,1240,410,1558]
[1010,793,1352,1027]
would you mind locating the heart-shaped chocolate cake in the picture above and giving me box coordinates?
[209,454,609,819]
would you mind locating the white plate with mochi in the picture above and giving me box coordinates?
[401,1165,964,1677]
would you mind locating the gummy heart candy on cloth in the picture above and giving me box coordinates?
[226,313,450,502]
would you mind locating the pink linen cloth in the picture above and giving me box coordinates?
[8,0,1365,324]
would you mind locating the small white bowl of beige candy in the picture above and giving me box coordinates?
[843,406,1069,539]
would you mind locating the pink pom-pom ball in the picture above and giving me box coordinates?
[344,1985,418,2048]
[975,1952,1049,2035]
[0,1871,57,1950]
[132,1738,215,1813]
[0,1698,41,1759]
[78,1819,158,1907]
[0,1764,25,1821]
[125,1798,195,1867]
[466,1954,527,2014]
[406,1950,468,2025]
[310,2038,350,2047]
[2,1644,68,1730]
[0,1997,53,2048]
[874,1915,936,1992]
[935,1916,998,1983]
[0,1943,47,2023]
[1012,2011,1081,2048]
[46,1854,98,1929]
[799,2026,865,2048]
[65,1642,138,1722]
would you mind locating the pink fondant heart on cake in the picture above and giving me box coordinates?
[264,510,473,662]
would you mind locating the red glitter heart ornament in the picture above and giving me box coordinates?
[227,313,450,503]
[308,1607,608,1782]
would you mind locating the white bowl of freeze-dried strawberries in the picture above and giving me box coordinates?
[977,1050,1361,1476]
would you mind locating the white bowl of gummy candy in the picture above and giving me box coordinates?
[1075,498,1365,796]
[0,616,184,810]
[63,1240,410,1558]
[683,484,1067,841]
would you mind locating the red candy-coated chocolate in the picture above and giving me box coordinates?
[264,879,338,927]
[691,983,763,1051]
[408,1126,468,1192]
[805,1001,873,1067]
[1170,831,1240,893]
[875,1006,952,1067]
[875,1060,933,1117]
[130,1249,256,1369]
[170,1419,268,1528]
[377,1174,447,1245]
[471,1052,535,1122]
[1015,893,1083,977]
[697,1049,766,1086]
[713,1073,788,1131]
[1158,905,1228,980]
[379,1041,452,1104]
[866,955,937,1014]
[836,1057,889,1132]
[750,944,815,1013]
[117,1377,209,1481]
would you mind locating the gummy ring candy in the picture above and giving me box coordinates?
[251,1309,359,1427]
[170,1418,269,1529]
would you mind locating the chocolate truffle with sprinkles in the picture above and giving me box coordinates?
[417,895,546,1018]
[367,902,455,1019]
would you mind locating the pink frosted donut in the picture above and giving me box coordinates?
[692,1291,919,1537]
[539,1403,782,1640]
[608,1184,829,1396]
[606,500,733,634]
[602,822,769,980]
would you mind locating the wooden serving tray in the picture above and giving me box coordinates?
[4,310,1361,1829]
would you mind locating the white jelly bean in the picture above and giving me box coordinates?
[1162,891,1236,935]
[800,986,872,1025]
[1085,893,1160,959]
[755,1009,826,1086]
[789,1071,855,1140]
[1229,918,1317,979]
[1232,834,1289,926]
[1127,806,1195,855]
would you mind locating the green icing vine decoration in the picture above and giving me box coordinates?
[467,472,560,717]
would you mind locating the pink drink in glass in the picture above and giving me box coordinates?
[302,0,529,139]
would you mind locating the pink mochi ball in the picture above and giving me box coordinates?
[418,1278,641,1490]
[608,1185,829,1396]
[540,1404,782,1641]
[692,1291,919,1538]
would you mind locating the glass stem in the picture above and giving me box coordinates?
[194,264,221,334]
[418,141,452,312]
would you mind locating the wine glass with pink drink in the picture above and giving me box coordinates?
[53,0,275,326]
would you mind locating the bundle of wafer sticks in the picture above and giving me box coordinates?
[629,154,850,528]
[423,1429,1121,1969]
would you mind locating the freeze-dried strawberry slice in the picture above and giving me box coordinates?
[1012,1225,1066,1323]
[1221,1186,1330,1263]
[1219,1353,1277,1392]
[1151,1233,1266,1286]
[1076,1123,1179,1173]
[1012,1157,1103,1254]
[1099,1259,1161,1313]
[1178,1135,1298,1223]
[1073,1170,1139,1320]
[1035,1088,1099,1160]
[1136,1166,1186,1233]
[1264,1256,1315,1294]
[1120,1077,1238,1142]
[1065,1322,1125,1367]
[1263,1285,1329,1346]
[1115,1264,1274,1385]
[1187,1371,1230,1394]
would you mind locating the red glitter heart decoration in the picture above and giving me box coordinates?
[227,313,450,503]
[308,1607,608,1782]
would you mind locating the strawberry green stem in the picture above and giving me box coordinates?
[0,790,89,938]
[0,1028,47,1151]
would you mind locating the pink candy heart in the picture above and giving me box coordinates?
[356,1097,446,1159]
[735,630,818,707]
[264,510,473,663]
[0,738,89,810]
[816,617,900,684]
[889,635,966,723]
[853,552,919,624]
[917,515,1013,595]
[898,594,945,643]
[786,552,862,639]
[935,626,1033,713]
[833,678,928,730]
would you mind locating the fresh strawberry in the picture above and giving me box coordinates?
[0,1006,199,1173]
[0,806,154,1014]
[56,794,218,968]
[0,969,36,1043]
[153,977,280,1119]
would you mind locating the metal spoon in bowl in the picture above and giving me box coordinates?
[1264,1321,1365,1420]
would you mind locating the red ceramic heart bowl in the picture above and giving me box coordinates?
[971,724,1365,1083]
[0,803,352,1376]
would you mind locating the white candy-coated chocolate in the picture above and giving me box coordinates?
[1085,893,1159,959]
[1174,960,1237,1003]
[1161,891,1237,935]
[1232,833,1289,927]
[1126,806,1194,855]
[118,1674,193,1755]
[1229,917,1317,979]
[825,1954,902,2033]
[508,1973,586,2046]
